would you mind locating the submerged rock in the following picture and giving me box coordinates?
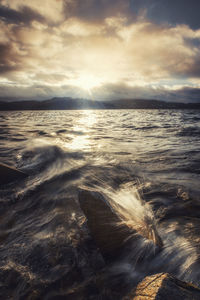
[79,190,134,260]
[124,273,200,300]
[0,162,28,185]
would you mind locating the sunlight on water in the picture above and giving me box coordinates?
[68,134,91,150]
[60,110,98,150]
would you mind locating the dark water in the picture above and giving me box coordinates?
[0,109,200,299]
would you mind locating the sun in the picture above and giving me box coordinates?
[71,73,102,95]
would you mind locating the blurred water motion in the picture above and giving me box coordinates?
[0,109,200,299]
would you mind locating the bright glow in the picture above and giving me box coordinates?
[70,73,103,95]
[1,5,200,99]
[59,110,98,151]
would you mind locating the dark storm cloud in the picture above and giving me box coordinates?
[161,87,200,103]
[130,0,200,29]
[93,83,200,103]
[176,87,200,103]
[0,5,45,25]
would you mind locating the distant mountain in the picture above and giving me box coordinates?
[0,97,200,110]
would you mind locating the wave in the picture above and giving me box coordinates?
[16,140,65,173]
[92,183,200,288]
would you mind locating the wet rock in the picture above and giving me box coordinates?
[78,190,134,260]
[123,273,200,300]
[0,162,28,185]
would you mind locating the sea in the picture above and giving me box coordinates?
[0,109,200,299]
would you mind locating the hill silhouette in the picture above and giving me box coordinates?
[0,97,200,110]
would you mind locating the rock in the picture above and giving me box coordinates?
[78,190,134,260]
[123,273,200,300]
[0,163,28,185]
[78,190,164,260]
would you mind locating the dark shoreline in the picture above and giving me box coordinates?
[0,97,200,110]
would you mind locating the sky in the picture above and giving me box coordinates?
[0,0,200,102]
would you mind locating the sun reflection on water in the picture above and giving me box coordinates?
[59,110,97,151]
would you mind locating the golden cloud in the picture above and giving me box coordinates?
[0,1,200,98]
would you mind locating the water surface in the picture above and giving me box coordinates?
[0,109,200,299]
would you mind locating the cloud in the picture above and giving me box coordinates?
[0,0,200,101]
[0,81,97,100]
[0,5,45,25]
[1,79,200,103]
[173,87,200,103]
[130,0,200,30]
[63,0,130,21]
[0,43,22,74]
[1,0,64,23]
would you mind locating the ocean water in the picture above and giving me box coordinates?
[0,109,200,299]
